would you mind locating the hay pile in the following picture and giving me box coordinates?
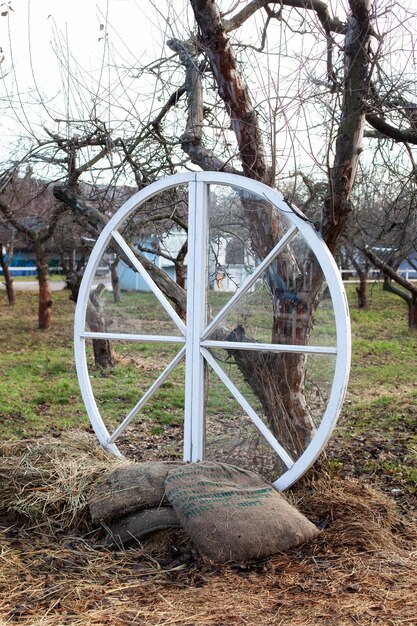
[291,474,415,553]
[0,431,126,530]
[0,432,416,625]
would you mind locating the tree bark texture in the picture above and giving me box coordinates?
[34,243,53,330]
[86,284,114,368]
[59,253,82,303]
[174,238,188,320]
[0,245,15,305]
[350,254,370,309]
[226,325,315,461]
[356,273,369,310]
[323,0,372,252]
[110,257,122,303]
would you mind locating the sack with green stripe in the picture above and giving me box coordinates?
[165,462,319,563]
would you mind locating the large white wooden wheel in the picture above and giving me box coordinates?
[74,172,351,490]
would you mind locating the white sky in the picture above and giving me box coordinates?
[0,0,346,89]
[0,0,167,91]
[0,0,328,169]
[0,1,415,181]
[0,0,185,157]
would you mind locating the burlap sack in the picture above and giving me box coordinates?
[165,462,319,563]
[89,461,182,523]
[105,507,180,547]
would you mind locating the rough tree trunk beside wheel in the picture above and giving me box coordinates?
[0,243,15,306]
[179,0,373,456]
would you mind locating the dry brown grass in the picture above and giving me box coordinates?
[1,432,416,625]
[0,431,126,531]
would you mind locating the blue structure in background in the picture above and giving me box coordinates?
[399,256,417,279]
[119,258,177,290]
[118,236,184,291]
[118,249,164,291]
[3,254,37,276]
[0,252,60,277]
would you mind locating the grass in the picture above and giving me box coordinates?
[0,282,416,495]
[0,291,86,438]
[3,273,65,282]
[332,283,417,496]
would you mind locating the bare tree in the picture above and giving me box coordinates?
[0,171,64,329]
[365,247,417,326]
[0,234,15,305]
[343,149,417,322]
[1,0,416,455]
[135,0,372,457]
[57,0,376,455]
[51,0,415,455]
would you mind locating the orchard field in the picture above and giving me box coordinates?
[0,284,416,625]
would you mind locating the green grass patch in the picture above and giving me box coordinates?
[0,283,416,495]
[8,274,64,282]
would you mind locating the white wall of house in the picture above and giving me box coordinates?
[118,230,255,293]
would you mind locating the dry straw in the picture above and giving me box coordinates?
[0,431,416,625]
[0,431,126,530]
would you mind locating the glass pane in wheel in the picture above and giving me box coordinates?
[75,172,350,490]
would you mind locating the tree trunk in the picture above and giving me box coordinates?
[227,329,315,460]
[0,245,16,305]
[60,251,112,366]
[356,272,369,309]
[60,254,79,302]
[366,250,417,328]
[174,238,187,320]
[66,272,82,303]
[110,257,121,303]
[180,5,312,456]
[409,295,417,329]
[383,278,417,330]
[90,328,114,369]
[35,244,53,330]
[322,0,372,252]
[350,256,370,309]
[86,284,114,368]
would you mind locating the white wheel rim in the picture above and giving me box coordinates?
[74,172,351,490]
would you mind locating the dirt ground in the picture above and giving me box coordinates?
[0,433,416,626]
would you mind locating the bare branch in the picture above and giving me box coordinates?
[223,0,346,35]
[0,197,34,240]
[76,147,109,177]
[323,0,373,252]
[167,38,204,144]
[363,245,417,296]
[366,113,417,145]
[53,184,187,310]
[382,276,412,305]
[167,35,240,174]
[151,85,188,130]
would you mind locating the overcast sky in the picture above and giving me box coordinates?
[0,1,414,179]
[0,0,172,96]
[0,1,183,145]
